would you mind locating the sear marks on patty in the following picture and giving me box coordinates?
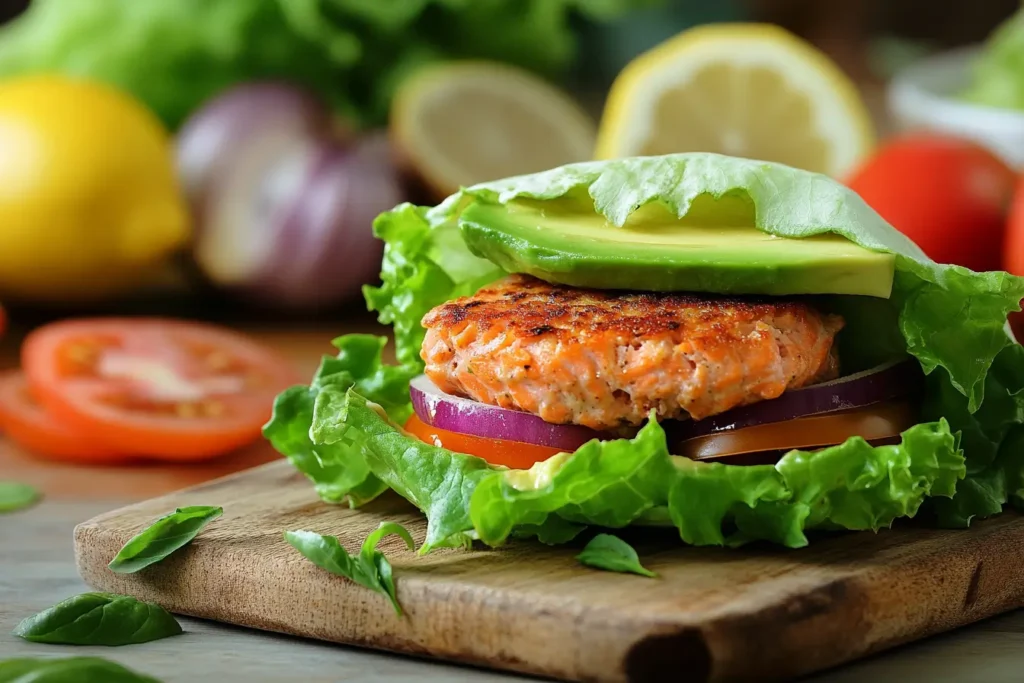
[421,274,844,431]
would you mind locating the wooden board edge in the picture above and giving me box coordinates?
[71,470,1024,683]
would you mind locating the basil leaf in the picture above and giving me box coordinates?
[0,482,39,513]
[108,506,223,574]
[14,593,181,645]
[576,534,657,578]
[284,530,359,578]
[358,522,415,614]
[359,521,415,566]
[285,522,416,615]
[0,656,161,682]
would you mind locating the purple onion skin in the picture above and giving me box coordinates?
[183,81,403,309]
[410,375,605,452]
[176,82,336,214]
[239,134,400,308]
[670,359,922,441]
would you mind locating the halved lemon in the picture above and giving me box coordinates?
[391,61,596,199]
[595,23,875,177]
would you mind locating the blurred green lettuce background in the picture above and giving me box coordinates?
[0,0,740,129]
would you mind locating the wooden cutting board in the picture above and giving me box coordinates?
[74,459,1024,683]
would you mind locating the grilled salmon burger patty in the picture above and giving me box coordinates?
[421,274,844,431]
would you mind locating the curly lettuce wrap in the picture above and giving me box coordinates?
[266,154,1024,552]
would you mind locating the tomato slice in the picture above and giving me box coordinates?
[404,414,561,469]
[678,401,917,460]
[22,318,302,461]
[0,371,127,463]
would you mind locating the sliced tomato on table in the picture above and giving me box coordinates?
[22,319,301,461]
[0,372,127,463]
[404,414,561,470]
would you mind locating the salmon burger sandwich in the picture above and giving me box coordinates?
[267,153,1024,552]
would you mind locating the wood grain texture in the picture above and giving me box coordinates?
[74,460,1024,683]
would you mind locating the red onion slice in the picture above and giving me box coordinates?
[671,359,922,441]
[411,360,920,454]
[410,375,606,451]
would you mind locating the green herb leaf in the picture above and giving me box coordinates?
[283,531,359,578]
[0,656,161,682]
[576,534,657,578]
[13,593,182,646]
[285,522,416,615]
[108,506,223,574]
[0,482,39,513]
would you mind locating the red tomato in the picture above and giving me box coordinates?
[1004,176,1024,340]
[404,414,560,470]
[0,372,127,463]
[846,135,1015,272]
[1004,175,1024,277]
[22,319,301,461]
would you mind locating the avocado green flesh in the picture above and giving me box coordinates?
[459,202,896,298]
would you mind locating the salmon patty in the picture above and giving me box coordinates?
[421,274,844,431]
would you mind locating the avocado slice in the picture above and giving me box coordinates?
[459,200,896,298]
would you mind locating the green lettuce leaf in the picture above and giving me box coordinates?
[277,153,1024,545]
[310,389,964,549]
[314,389,495,551]
[468,413,677,545]
[264,334,415,506]
[363,204,503,368]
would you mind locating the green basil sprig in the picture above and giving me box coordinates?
[285,522,415,614]
[108,506,223,573]
[576,534,657,578]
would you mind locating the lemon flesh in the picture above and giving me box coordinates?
[596,23,875,178]
[391,62,596,198]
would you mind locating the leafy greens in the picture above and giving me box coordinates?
[963,5,1024,112]
[284,522,415,614]
[0,0,652,129]
[266,153,1024,550]
[14,593,182,646]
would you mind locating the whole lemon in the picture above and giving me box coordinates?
[0,75,190,302]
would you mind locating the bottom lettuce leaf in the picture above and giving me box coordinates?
[264,335,415,507]
[323,390,494,552]
[308,386,966,551]
[927,343,1024,527]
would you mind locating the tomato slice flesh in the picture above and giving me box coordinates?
[404,414,562,469]
[0,372,127,463]
[22,318,302,460]
[678,401,917,460]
